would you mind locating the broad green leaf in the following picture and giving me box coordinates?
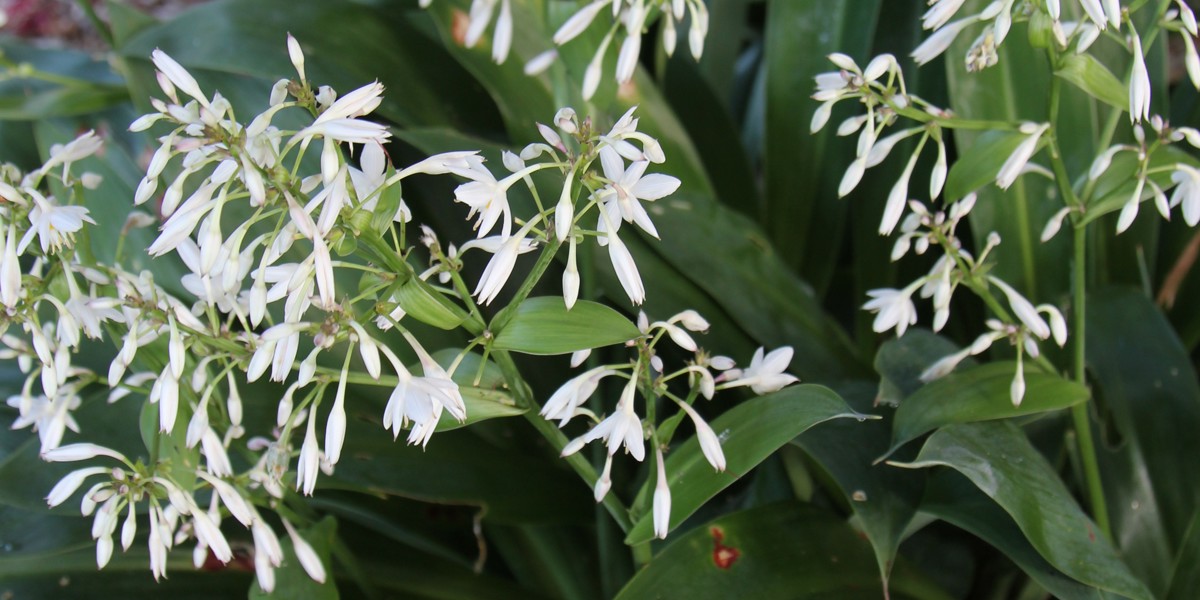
[943,130,1029,202]
[0,85,130,120]
[1055,54,1128,111]
[491,297,640,355]
[618,502,951,600]
[763,0,881,293]
[251,517,338,599]
[393,276,469,331]
[105,0,159,49]
[625,385,869,544]
[893,421,1153,600]
[873,329,966,405]
[119,0,501,132]
[0,505,252,596]
[885,361,1088,458]
[792,380,925,593]
[662,55,760,218]
[324,419,591,525]
[1088,288,1200,595]
[486,524,601,600]
[922,470,1128,600]
[1168,508,1200,600]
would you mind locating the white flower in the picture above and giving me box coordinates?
[675,400,725,472]
[562,377,645,461]
[1129,32,1151,123]
[282,518,327,583]
[653,447,671,539]
[1172,164,1200,225]
[18,192,95,255]
[473,222,537,305]
[596,146,680,239]
[722,346,799,394]
[296,411,322,495]
[605,229,645,305]
[996,122,1049,189]
[912,17,976,65]
[863,282,921,337]
[151,49,209,106]
[541,366,621,426]
[988,276,1051,339]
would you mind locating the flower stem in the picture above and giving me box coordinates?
[1070,220,1111,540]
[492,350,633,533]
[1046,48,1112,540]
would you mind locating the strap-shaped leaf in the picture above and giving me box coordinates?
[618,502,950,600]
[893,421,1153,600]
[884,361,1088,459]
[491,297,640,355]
[625,385,869,544]
[1056,54,1128,111]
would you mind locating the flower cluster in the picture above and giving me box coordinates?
[0,33,740,590]
[432,104,680,307]
[426,0,709,100]
[860,190,1066,406]
[549,309,797,538]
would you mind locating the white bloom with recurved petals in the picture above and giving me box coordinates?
[561,377,645,461]
[722,346,799,394]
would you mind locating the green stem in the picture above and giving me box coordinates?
[492,350,633,533]
[1070,221,1111,539]
[1046,44,1112,540]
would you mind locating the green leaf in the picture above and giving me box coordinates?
[943,130,1028,202]
[393,276,468,331]
[1088,288,1200,595]
[892,421,1153,600]
[617,502,951,600]
[763,0,881,293]
[491,297,640,355]
[251,517,338,599]
[885,361,1088,458]
[1168,508,1200,600]
[0,85,130,120]
[324,420,591,525]
[1055,54,1129,110]
[625,385,869,544]
[118,0,501,132]
[792,381,925,592]
[873,329,966,405]
[922,470,1128,600]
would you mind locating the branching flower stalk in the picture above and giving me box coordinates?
[1,34,801,586]
[818,0,1200,538]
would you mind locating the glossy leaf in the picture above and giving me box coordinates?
[625,385,869,544]
[492,297,641,355]
[893,421,1153,599]
[1167,508,1200,600]
[763,0,881,293]
[393,276,469,331]
[1088,288,1200,595]
[1055,54,1128,111]
[922,470,1127,600]
[324,419,591,525]
[873,329,966,405]
[792,380,925,592]
[885,361,1088,458]
[618,502,950,600]
[943,130,1028,203]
